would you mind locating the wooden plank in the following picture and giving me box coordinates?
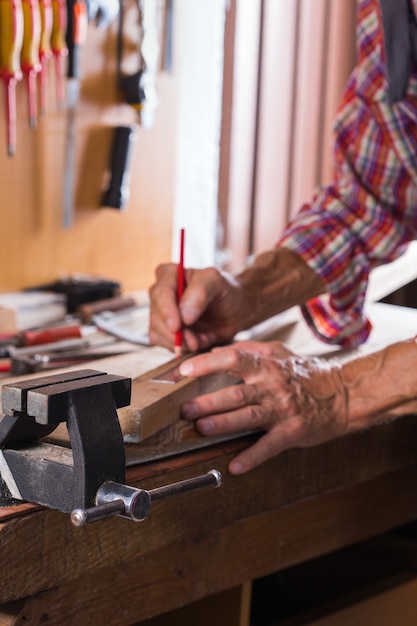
[45,355,239,448]
[117,359,239,443]
[2,463,417,624]
[124,417,247,466]
[2,416,417,604]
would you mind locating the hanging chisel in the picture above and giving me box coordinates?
[0,0,24,155]
[62,0,87,229]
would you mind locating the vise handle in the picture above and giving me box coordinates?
[70,469,222,527]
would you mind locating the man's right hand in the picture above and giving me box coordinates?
[148,263,252,352]
[148,247,325,354]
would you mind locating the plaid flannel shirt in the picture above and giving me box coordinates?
[278,0,417,348]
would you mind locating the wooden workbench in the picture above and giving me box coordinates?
[2,419,417,625]
[1,302,417,625]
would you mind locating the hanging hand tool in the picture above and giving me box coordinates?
[38,0,53,115]
[101,125,137,210]
[62,0,87,229]
[117,0,160,128]
[0,0,24,155]
[21,0,42,128]
[50,0,67,110]
[87,0,118,29]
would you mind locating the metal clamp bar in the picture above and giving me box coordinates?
[150,469,222,502]
[70,469,222,527]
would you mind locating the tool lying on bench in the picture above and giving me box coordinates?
[0,369,222,526]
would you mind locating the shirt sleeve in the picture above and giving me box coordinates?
[277,0,417,348]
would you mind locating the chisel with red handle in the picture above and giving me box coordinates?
[0,0,24,155]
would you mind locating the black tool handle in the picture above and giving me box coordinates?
[65,0,88,78]
[101,126,136,210]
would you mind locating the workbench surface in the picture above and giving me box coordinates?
[2,419,417,624]
[1,302,416,625]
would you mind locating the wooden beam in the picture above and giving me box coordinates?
[3,416,417,605]
[117,358,239,442]
[2,461,417,624]
[45,355,239,448]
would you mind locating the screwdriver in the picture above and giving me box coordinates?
[38,0,53,115]
[21,0,42,128]
[0,0,24,155]
[50,0,67,109]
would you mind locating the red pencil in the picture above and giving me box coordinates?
[175,228,186,358]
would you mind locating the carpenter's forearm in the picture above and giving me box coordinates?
[341,339,417,430]
[235,247,325,328]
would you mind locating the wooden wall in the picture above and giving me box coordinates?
[0,1,177,293]
[220,0,357,270]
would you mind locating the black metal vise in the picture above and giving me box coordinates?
[0,369,222,526]
[0,369,130,513]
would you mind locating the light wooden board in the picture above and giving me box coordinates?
[118,359,239,443]
[46,354,240,453]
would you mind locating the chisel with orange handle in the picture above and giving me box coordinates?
[50,0,67,109]
[0,0,24,155]
[38,0,52,115]
[21,0,42,128]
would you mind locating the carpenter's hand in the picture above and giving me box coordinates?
[179,341,348,474]
[148,263,251,352]
[148,247,325,354]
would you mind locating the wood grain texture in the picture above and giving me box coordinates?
[34,349,240,448]
[1,415,417,610]
[2,462,417,624]
[117,358,240,443]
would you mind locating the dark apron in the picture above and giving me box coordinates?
[380,0,417,102]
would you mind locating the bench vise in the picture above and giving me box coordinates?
[0,369,221,527]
